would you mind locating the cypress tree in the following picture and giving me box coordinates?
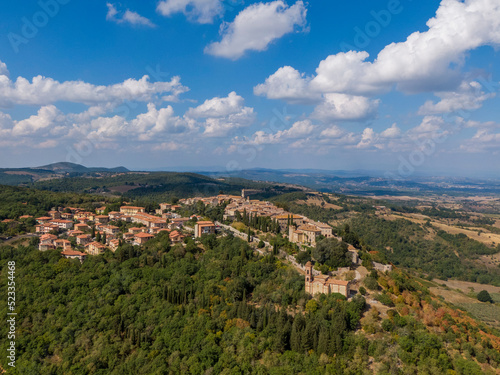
[317,328,329,354]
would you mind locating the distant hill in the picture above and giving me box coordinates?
[202,168,500,197]
[0,162,129,185]
[35,162,129,174]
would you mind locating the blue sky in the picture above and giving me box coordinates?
[0,0,499,178]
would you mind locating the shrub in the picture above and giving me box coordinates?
[477,290,493,303]
[364,276,379,291]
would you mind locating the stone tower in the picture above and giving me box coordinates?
[305,261,313,293]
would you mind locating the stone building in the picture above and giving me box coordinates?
[304,262,350,298]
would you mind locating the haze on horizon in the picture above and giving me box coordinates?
[0,0,500,179]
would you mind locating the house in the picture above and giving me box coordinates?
[289,224,322,246]
[61,249,86,262]
[194,221,216,238]
[312,222,333,237]
[159,203,172,211]
[76,234,92,246]
[120,206,145,215]
[108,211,122,220]
[96,206,107,214]
[109,239,120,252]
[67,230,84,237]
[169,230,184,243]
[94,215,109,224]
[123,233,135,242]
[273,214,304,232]
[54,239,72,250]
[36,216,52,224]
[74,223,89,232]
[131,213,167,230]
[102,225,120,235]
[19,215,33,220]
[48,210,61,220]
[35,224,59,234]
[134,232,154,245]
[60,212,74,220]
[50,219,74,230]
[304,262,350,298]
[85,241,107,255]
[129,227,147,234]
[39,234,57,251]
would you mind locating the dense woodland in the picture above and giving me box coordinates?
[1,234,499,373]
[1,184,500,373]
[348,215,500,286]
[31,173,302,203]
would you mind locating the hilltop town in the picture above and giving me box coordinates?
[1,189,398,300]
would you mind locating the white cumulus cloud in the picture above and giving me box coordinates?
[157,0,223,24]
[255,0,500,99]
[0,60,188,108]
[311,93,380,121]
[106,3,156,27]
[205,1,307,60]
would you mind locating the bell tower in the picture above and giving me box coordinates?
[305,261,313,293]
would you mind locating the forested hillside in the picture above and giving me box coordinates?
[349,215,500,285]
[32,173,302,202]
[1,234,499,374]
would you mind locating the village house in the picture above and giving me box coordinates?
[169,230,184,243]
[310,222,333,237]
[129,227,147,234]
[50,219,74,230]
[74,223,89,232]
[85,241,107,255]
[304,262,351,298]
[109,239,120,252]
[54,239,72,250]
[273,214,305,232]
[67,230,84,237]
[108,211,122,220]
[289,224,323,246]
[131,213,166,228]
[76,234,92,246]
[60,212,74,220]
[159,203,172,211]
[134,232,154,246]
[48,210,61,220]
[194,221,216,238]
[35,223,59,234]
[120,206,145,215]
[96,206,107,214]
[36,216,52,224]
[123,233,135,242]
[39,234,58,251]
[61,249,86,262]
[94,215,110,224]
[19,215,33,220]
[102,225,120,235]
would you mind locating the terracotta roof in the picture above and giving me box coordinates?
[40,234,57,240]
[135,232,154,238]
[61,250,86,256]
[196,221,215,225]
[297,224,322,233]
[86,241,106,248]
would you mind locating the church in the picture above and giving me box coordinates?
[304,262,351,298]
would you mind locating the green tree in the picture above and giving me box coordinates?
[477,290,493,303]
